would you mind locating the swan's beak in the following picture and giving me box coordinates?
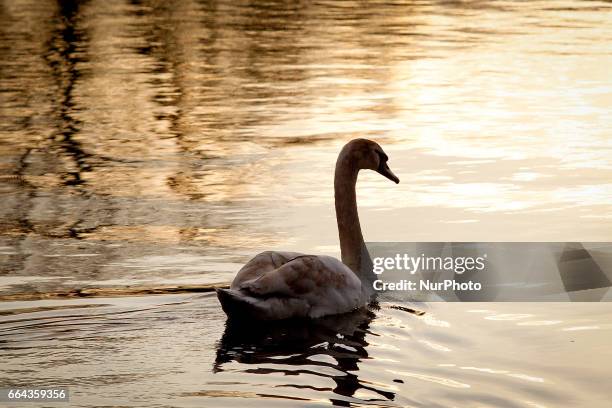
[377,161,400,184]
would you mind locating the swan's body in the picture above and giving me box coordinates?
[217,139,399,320]
[217,251,366,320]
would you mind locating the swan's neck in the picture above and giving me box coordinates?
[334,153,373,281]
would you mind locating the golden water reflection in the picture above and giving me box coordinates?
[1,0,611,295]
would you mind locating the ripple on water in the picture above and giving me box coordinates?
[0,297,611,406]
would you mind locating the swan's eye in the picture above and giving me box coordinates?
[377,151,388,162]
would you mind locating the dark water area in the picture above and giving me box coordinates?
[1,0,612,406]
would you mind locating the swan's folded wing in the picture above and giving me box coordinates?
[231,251,304,289]
[237,255,360,299]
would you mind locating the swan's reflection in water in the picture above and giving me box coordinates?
[214,304,397,405]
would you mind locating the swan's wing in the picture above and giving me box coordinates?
[222,252,365,319]
[237,255,362,305]
[230,251,304,289]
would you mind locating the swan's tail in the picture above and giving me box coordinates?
[216,288,309,320]
[216,288,264,320]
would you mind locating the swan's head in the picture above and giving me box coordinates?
[341,138,400,184]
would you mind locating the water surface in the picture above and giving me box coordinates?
[1,0,611,406]
[1,0,612,294]
[1,296,611,407]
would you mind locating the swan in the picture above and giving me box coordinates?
[216,138,399,320]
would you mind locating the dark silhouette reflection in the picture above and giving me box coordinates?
[214,305,396,406]
[45,0,92,188]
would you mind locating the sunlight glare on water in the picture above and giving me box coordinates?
[1,0,611,294]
